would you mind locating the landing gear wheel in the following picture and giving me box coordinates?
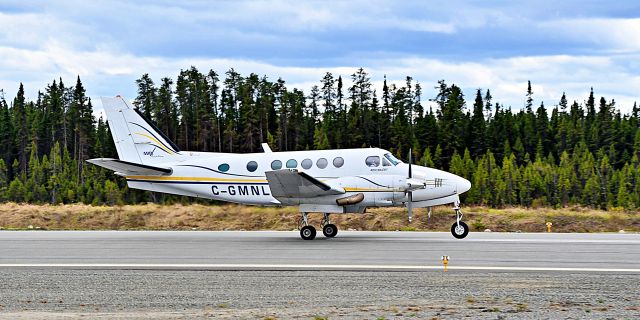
[300,226,316,240]
[451,221,469,239]
[322,224,338,238]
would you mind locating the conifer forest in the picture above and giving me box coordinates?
[0,67,638,209]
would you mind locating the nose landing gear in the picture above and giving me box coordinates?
[451,203,469,239]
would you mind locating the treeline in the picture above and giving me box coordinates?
[0,67,639,209]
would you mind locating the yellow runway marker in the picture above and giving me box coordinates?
[441,255,449,272]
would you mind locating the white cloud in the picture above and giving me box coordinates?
[542,18,640,53]
[0,1,638,116]
[0,41,637,115]
[0,11,95,50]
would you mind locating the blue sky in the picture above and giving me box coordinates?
[0,0,639,113]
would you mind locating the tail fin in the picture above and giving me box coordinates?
[101,96,182,165]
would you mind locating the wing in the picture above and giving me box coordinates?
[265,169,345,198]
[86,158,172,176]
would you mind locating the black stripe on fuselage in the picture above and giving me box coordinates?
[355,176,391,188]
[177,165,264,177]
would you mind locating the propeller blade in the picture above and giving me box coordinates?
[407,191,413,223]
[408,148,412,178]
[407,148,414,223]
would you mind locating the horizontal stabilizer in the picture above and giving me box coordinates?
[86,158,172,176]
[266,169,344,198]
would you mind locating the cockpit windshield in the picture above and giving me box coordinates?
[384,153,402,166]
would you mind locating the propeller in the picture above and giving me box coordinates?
[407,148,413,223]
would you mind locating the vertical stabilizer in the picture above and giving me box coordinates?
[101,96,182,165]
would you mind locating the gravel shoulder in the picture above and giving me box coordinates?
[1,269,639,319]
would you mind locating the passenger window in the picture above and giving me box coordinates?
[316,158,328,169]
[333,157,344,168]
[301,159,312,169]
[246,161,258,172]
[218,163,230,172]
[286,159,297,168]
[365,156,380,167]
[271,160,282,170]
[382,157,392,166]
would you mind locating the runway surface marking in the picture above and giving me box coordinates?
[1,263,639,273]
[369,238,640,243]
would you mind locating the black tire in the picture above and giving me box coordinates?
[451,221,469,239]
[322,224,338,238]
[300,226,316,240]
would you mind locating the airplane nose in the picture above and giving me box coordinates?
[455,175,472,194]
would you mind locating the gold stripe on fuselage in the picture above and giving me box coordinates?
[127,176,268,183]
[343,187,396,192]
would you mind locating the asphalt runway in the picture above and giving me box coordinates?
[0,231,639,271]
[1,231,639,319]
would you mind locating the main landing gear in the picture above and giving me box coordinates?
[321,213,338,238]
[299,213,316,240]
[451,203,469,239]
[298,212,338,240]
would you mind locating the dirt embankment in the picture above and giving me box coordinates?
[0,203,638,232]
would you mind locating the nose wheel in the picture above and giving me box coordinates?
[451,204,469,239]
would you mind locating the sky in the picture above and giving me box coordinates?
[0,0,639,114]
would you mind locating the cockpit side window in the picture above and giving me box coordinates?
[382,157,392,166]
[365,156,380,167]
[384,153,401,166]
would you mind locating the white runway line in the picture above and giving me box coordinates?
[0,264,639,273]
[378,238,640,244]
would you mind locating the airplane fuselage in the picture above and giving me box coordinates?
[125,148,471,213]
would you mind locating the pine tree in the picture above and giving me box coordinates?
[469,89,486,157]
[0,94,13,167]
[501,153,520,205]
[0,159,7,201]
[134,73,157,119]
[12,83,28,175]
[419,147,435,168]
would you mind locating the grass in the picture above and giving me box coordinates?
[0,202,638,232]
[515,303,529,312]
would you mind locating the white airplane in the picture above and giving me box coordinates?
[88,96,472,240]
